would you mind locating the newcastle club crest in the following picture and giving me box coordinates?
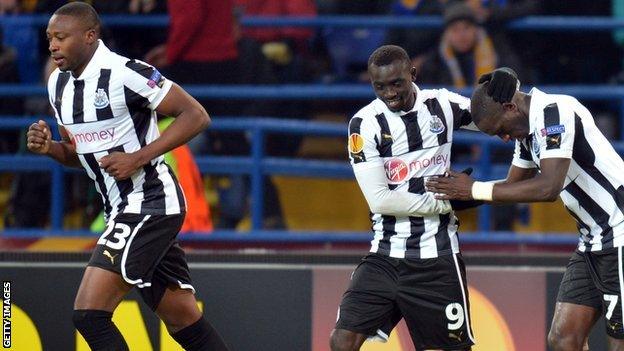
[94,88,110,109]
[429,115,445,134]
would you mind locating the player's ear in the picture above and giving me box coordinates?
[86,28,97,44]
[502,102,516,112]
[410,66,417,81]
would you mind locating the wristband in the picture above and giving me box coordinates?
[471,181,494,201]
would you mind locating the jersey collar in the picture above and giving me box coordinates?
[527,87,546,135]
[75,39,111,81]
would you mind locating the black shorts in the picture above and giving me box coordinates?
[335,253,474,350]
[557,248,624,338]
[88,213,194,310]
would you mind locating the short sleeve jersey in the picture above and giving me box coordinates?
[47,40,186,222]
[512,88,624,251]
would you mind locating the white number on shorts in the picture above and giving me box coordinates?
[445,303,465,330]
[604,294,619,320]
[97,221,132,250]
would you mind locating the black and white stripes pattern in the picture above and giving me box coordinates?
[350,87,469,259]
[47,41,185,221]
[513,88,624,252]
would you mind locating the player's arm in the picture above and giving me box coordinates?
[348,116,450,216]
[132,83,209,167]
[498,164,538,185]
[26,120,81,167]
[354,164,452,217]
[426,158,569,202]
[489,157,569,202]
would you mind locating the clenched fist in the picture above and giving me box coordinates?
[27,120,52,154]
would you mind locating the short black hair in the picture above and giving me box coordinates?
[470,82,504,127]
[368,45,411,68]
[54,2,101,35]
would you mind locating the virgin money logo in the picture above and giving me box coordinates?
[71,128,116,145]
[384,159,408,182]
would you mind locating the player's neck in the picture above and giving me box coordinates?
[72,40,99,78]
[513,92,531,119]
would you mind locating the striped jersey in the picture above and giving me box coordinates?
[348,84,474,259]
[512,88,624,252]
[47,40,186,222]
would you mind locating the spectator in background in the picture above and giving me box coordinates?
[144,0,285,230]
[418,1,527,87]
[464,0,541,83]
[145,0,239,88]
[234,0,316,85]
[419,2,529,231]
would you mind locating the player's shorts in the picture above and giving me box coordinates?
[557,248,624,338]
[335,253,475,350]
[88,213,194,311]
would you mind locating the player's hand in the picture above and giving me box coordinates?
[26,119,52,155]
[425,169,474,201]
[477,67,519,103]
[448,168,484,210]
[99,152,142,180]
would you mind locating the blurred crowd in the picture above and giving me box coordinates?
[0,0,623,231]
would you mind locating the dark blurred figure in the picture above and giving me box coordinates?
[144,0,285,229]
[385,0,446,72]
[464,0,541,83]
[0,26,23,154]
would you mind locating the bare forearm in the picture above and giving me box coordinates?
[135,106,209,165]
[47,141,81,167]
[493,175,560,202]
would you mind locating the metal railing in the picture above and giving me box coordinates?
[1,14,623,243]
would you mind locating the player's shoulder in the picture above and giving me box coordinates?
[419,87,457,102]
[349,100,383,129]
[46,67,64,93]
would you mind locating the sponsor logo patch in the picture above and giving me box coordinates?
[348,133,364,153]
[384,158,409,182]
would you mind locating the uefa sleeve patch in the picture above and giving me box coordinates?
[348,133,364,153]
[147,69,165,89]
[348,133,366,163]
[540,124,565,136]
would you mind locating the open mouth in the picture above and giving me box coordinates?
[52,56,65,66]
[386,99,402,109]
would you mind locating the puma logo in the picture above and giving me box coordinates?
[448,330,464,342]
[103,250,118,265]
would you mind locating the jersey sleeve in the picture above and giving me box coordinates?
[348,116,381,170]
[536,103,575,160]
[511,140,537,169]
[445,90,476,131]
[122,59,173,110]
[46,70,62,124]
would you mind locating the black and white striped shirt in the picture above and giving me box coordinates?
[348,85,474,259]
[47,40,186,222]
[513,88,624,252]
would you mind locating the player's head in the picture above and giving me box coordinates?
[46,2,101,73]
[368,45,416,112]
[471,82,528,142]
